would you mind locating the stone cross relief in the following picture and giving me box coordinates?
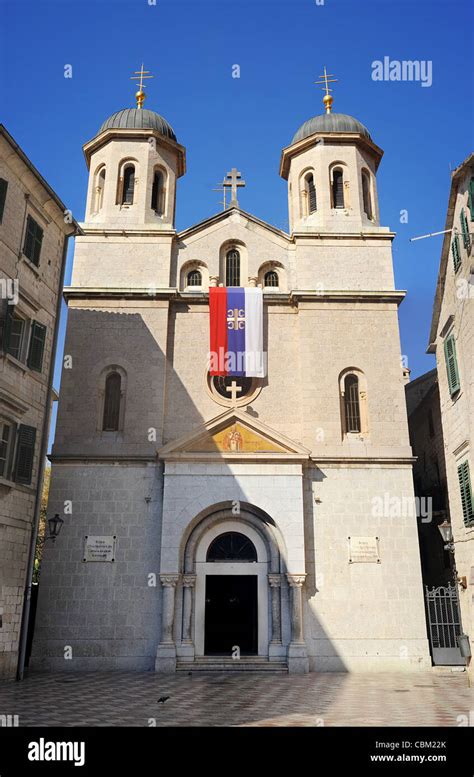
[226,380,242,406]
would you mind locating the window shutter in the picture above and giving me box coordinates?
[333,171,344,208]
[457,461,474,526]
[444,334,460,396]
[14,424,36,485]
[23,216,43,266]
[451,234,461,272]
[460,208,470,250]
[0,302,14,352]
[27,321,47,371]
[0,178,8,223]
[468,178,474,221]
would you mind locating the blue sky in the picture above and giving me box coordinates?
[0,0,472,445]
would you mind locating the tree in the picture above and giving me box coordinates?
[33,463,50,583]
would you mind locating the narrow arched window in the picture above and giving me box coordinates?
[264,270,278,287]
[151,170,164,214]
[103,372,121,431]
[122,165,135,205]
[94,167,106,213]
[206,532,257,562]
[362,171,373,220]
[332,169,344,209]
[305,173,317,214]
[226,249,240,287]
[187,269,202,287]
[344,374,361,433]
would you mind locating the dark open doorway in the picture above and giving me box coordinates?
[205,575,258,655]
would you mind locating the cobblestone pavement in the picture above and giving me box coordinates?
[0,670,472,727]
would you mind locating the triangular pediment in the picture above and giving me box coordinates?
[158,409,310,461]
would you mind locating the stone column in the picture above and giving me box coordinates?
[268,574,282,644]
[286,574,309,674]
[209,275,219,287]
[181,575,196,645]
[248,276,258,287]
[155,574,179,672]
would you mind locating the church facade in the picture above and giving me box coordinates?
[32,79,431,674]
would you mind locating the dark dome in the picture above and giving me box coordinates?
[292,113,371,144]
[98,108,177,141]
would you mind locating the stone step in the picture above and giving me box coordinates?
[177,658,288,673]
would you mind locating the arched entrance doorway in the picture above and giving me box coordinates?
[197,524,266,656]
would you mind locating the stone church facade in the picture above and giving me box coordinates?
[32,87,431,673]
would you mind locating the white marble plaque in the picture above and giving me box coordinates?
[348,536,380,564]
[83,535,116,562]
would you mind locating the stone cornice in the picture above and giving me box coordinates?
[48,454,157,464]
[63,287,178,302]
[78,226,177,238]
[63,287,406,306]
[291,230,395,241]
[280,131,384,180]
[309,455,416,466]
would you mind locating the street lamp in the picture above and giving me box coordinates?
[437,519,466,588]
[437,519,453,547]
[41,513,64,544]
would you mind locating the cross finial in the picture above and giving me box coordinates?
[222,168,246,208]
[130,63,154,109]
[315,66,338,113]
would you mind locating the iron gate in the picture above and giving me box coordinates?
[425,584,464,665]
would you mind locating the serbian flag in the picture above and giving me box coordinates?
[209,287,265,377]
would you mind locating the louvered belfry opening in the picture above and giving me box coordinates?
[344,374,361,433]
[332,169,344,208]
[226,249,240,286]
[306,173,317,213]
[103,372,121,431]
[122,165,135,205]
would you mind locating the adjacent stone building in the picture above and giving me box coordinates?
[32,83,431,674]
[427,153,474,669]
[0,125,77,678]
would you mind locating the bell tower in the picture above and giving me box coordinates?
[71,66,186,291]
[82,65,185,230]
[280,68,383,234]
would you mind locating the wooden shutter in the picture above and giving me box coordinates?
[444,334,461,396]
[460,208,470,250]
[451,234,461,272]
[14,424,36,485]
[457,461,474,526]
[468,178,474,220]
[23,216,43,266]
[0,302,14,352]
[333,171,344,208]
[0,178,8,223]
[27,321,47,371]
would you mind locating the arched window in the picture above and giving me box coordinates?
[206,532,257,562]
[264,270,279,287]
[305,173,317,214]
[362,170,373,220]
[344,374,361,433]
[94,167,106,213]
[332,169,344,208]
[102,372,122,431]
[226,249,240,287]
[122,165,135,205]
[187,269,202,287]
[151,170,165,215]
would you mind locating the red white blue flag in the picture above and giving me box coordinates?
[209,287,265,377]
